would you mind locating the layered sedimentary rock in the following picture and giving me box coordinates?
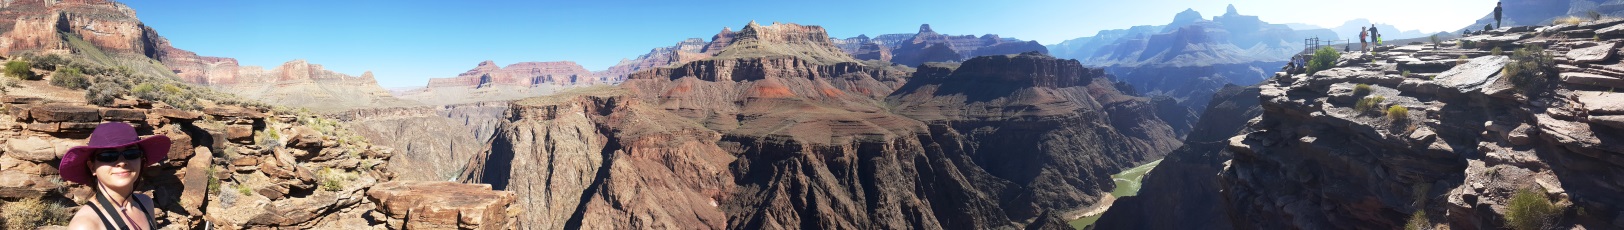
[0,0,162,58]
[336,102,508,181]
[425,60,597,88]
[215,60,415,113]
[464,21,1179,229]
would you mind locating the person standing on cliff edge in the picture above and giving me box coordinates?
[63,122,167,230]
[1495,2,1503,28]
[1360,27,1369,52]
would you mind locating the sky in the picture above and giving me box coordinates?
[121,0,1492,88]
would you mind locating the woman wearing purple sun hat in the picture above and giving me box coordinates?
[59,122,168,230]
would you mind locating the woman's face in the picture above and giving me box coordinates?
[85,146,143,188]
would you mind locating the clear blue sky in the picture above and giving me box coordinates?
[122,0,1489,88]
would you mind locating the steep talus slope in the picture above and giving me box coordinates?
[1219,23,1624,229]
[466,22,1178,229]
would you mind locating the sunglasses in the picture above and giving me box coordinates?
[93,148,145,163]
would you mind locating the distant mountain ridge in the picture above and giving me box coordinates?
[1047,5,1336,67]
[831,24,1049,66]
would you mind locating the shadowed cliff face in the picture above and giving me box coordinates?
[466,24,1179,228]
[1094,84,1262,230]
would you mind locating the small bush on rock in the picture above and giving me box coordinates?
[1355,96,1386,114]
[1405,211,1429,230]
[1504,45,1556,95]
[1354,83,1373,96]
[1492,46,1503,56]
[4,60,35,80]
[1307,46,1341,76]
[1506,188,1563,230]
[1387,105,1410,121]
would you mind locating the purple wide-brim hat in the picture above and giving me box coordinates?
[59,122,170,185]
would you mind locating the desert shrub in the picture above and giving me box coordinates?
[49,66,89,89]
[1460,40,1476,49]
[1306,46,1341,76]
[1354,83,1373,96]
[316,167,357,192]
[1458,55,1469,65]
[1405,211,1429,230]
[27,54,67,70]
[1504,45,1556,95]
[85,79,128,107]
[1492,46,1504,56]
[4,60,35,80]
[207,167,221,195]
[1506,188,1563,230]
[2,197,70,229]
[1588,10,1603,20]
[1388,105,1410,121]
[1556,16,1583,25]
[1355,96,1386,114]
[236,184,253,196]
[1429,34,1441,49]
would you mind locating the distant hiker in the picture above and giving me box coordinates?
[1494,2,1503,28]
[1360,27,1369,51]
[1370,25,1380,47]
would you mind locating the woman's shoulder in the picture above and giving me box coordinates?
[66,203,104,230]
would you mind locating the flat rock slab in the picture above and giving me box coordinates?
[5,137,59,162]
[1435,55,1510,93]
[367,181,518,229]
[1562,72,1624,88]
[1580,92,1624,115]
[1566,42,1619,64]
[29,104,100,122]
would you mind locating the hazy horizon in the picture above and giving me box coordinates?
[123,0,1492,88]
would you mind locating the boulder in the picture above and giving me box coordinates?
[1565,42,1618,64]
[226,125,254,144]
[179,147,212,214]
[29,104,100,122]
[5,137,58,162]
[0,156,57,175]
[286,126,324,149]
[367,181,519,230]
[99,108,146,121]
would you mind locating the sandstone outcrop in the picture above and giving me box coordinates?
[462,22,1178,229]
[367,181,520,229]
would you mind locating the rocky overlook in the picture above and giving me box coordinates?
[1100,20,1624,229]
[455,20,1179,228]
